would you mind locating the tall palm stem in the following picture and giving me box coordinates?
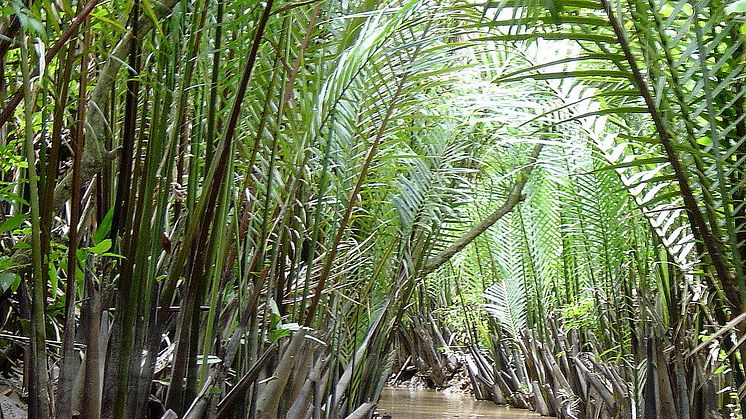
[20,32,50,419]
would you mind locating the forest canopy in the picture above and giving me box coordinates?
[1,0,746,417]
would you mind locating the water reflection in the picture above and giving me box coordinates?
[377,387,542,418]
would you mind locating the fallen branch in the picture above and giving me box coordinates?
[420,144,544,276]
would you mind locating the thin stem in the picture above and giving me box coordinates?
[20,33,50,419]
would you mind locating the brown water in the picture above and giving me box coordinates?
[377,387,542,418]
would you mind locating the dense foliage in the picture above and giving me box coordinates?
[1,0,746,417]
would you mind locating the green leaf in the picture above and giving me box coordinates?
[0,214,26,233]
[91,10,126,32]
[101,252,125,259]
[270,328,293,342]
[0,272,17,292]
[0,257,12,271]
[48,263,59,298]
[268,298,282,331]
[16,11,47,40]
[0,192,29,206]
[87,239,112,255]
[726,0,746,14]
[93,208,114,245]
[142,0,165,38]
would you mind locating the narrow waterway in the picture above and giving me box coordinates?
[377,387,543,418]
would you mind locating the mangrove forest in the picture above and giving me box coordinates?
[1,0,746,417]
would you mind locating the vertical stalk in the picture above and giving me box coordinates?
[81,259,102,419]
[57,23,90,419]
[110,0,140,240]
[20,33,50,419]
[41,38,76,268]
[204,0,223,169]
[102,0,142,416]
